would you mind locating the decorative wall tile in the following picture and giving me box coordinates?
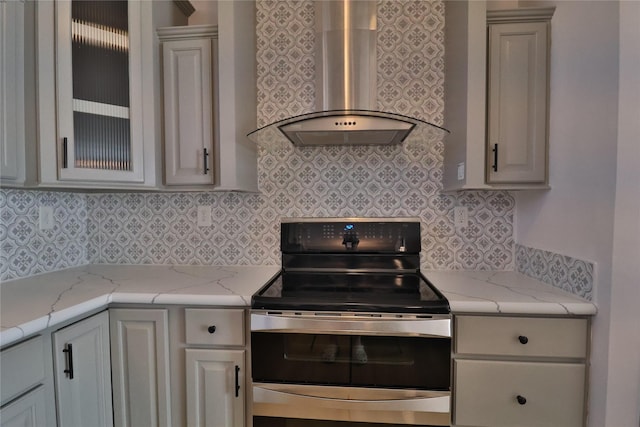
[516,244,594,300]
[1,189,88,281]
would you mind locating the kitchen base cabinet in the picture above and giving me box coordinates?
[452,314,590,427]
[53,310,112,427]
[183,308,247,427]
[185,349,245,427]
[454,360,586,427]
[0,386,47,427]
[110,308,172,427]
[0,334,53,427]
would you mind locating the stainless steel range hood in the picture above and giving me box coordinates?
[248,0,449,148]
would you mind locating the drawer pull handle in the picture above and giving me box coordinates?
[207,325,217,334]
[203,148,210,175]
[516,395,527,405]
[235,365,240,397]
[62,137,69,169]
[518,335,529,344]
[63,343,74,379]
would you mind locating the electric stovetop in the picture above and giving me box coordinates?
[251,218,449,315]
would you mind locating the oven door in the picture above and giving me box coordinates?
[251,313,451,426]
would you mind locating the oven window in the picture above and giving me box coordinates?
[251,332,450,390]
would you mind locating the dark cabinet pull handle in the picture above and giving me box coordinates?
[235,365,240,397]
[518,335,529,344]
[516,395,527,405]
[62,137,68,169]
[203,148,210,175]
[63,343,74,379]
[492,143,498,172]
[207,325,216,334]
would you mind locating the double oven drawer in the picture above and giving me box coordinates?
[251,312,452,426]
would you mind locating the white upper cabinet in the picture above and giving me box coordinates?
[158,1,258,192]
[159,25,217,186]
[35,0,187,189]
[0,0,27,186]
[443,2,554,191]
[486,13,551,184]
[54,0,145,183]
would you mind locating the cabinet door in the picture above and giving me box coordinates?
[185,349,245,427]
[0,386,47,427]
[54,0,145,183]
[163,37,215,185]
[487,21,548,183]
[454,359,585,427]
[110,308,172,427]
[53,311,113,427]
[0,0,25,184]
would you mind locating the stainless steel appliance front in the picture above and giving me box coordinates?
[251,311,451,426]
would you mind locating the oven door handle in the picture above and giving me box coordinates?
[253,383,450,422]
[250,313,451,338]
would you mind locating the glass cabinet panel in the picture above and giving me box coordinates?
[56,0,144,182]
[71,1,131,171]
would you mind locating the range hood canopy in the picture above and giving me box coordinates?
[248,0,449,148]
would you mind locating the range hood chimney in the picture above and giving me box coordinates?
[248,0,448,148]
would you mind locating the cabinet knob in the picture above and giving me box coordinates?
[207,325,216,334]
[516,395,527,405]
[518,335,529,344]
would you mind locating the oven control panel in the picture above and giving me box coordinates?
[281,218,421,253]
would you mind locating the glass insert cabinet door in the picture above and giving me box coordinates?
[56,0,145,182]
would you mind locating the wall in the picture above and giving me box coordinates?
[1,0,516,282]
[514,1,640,425]
[0,190,88,280]
[83,0,515,272]
[606,1,640,424]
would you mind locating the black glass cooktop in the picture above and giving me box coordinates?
[252,271,449,314]
[252,218,450,314]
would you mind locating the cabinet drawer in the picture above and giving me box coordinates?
[185,308,245,346]
[454,359,585,427]
[455,316,588,358]
[0,336,46,405]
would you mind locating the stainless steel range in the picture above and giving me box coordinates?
[251,218,452,427]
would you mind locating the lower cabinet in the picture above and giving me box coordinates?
[0,386,47,427]
[185,349,245,427]
[109,306,248,427]
[53,311,112,427]
[0,334,50,427]
[183,308,247,427]
[110,308,172,427]
[452,315,590,427]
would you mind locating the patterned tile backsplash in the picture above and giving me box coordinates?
[0,0,592,300]
[516,244,594,300]
[1,190,88,280]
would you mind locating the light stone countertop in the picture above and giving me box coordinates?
[425,270,597,316]
[1,265,596,348]
[0,265,280,347]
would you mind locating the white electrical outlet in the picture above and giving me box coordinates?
[39,206,54,230]
[454,206,468,229]
[197,206,212,227]
[457,162,465,181]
